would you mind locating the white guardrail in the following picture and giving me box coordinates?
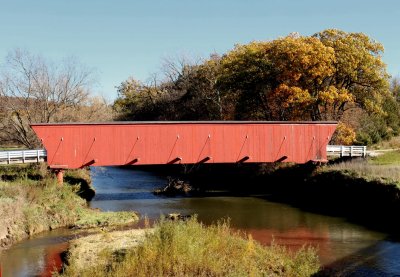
[0,149,47,164]
[326,145,367,158]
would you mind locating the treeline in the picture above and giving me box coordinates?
[1,29,399,148]
[114,29,400,145]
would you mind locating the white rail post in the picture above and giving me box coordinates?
[37,150,40,162]
[7,152,10,164]
[341,146,344,157]
[22,151,25,163]
[350,146,353,157]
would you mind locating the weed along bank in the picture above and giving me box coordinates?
[0,165,139,251]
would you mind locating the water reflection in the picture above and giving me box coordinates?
[0,229,71,277]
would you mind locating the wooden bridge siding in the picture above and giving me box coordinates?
[31,122,337,169]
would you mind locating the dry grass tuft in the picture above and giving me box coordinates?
[65,229,150,271]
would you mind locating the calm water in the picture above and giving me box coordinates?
[1,166,400,276]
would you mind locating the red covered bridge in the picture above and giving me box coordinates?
[31,121,337,181]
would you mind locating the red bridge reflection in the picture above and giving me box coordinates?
[38,242,68,277]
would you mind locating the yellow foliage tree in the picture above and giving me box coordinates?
[331,122,356,145]
[217,29,390,122]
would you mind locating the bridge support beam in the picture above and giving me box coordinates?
[53,169,64,186]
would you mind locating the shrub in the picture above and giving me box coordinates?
[331,122,356,145]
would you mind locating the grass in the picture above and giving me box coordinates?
[63,229,150,272]
[325,160,400,187]
[74,210,138,229]
[369,136,400,150]
[0,146,22,151]
[369,150,400,165]
[0,169,87,244]
[324,149,400,187]
[65,168,92,184]
[60,218,320,277]
[0,164,138,250]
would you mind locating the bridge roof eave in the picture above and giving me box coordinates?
[30,121,338,127]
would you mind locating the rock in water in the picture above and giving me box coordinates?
[165,213,192,221]
[153,177,193,196]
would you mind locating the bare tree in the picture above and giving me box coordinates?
[0,49,97,148]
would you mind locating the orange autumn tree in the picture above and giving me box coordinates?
[264,35,339,120]
[314,29,390,118]
[216,30,390,123]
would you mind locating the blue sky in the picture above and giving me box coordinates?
[0,0,399,100]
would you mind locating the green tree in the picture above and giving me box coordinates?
[113,78,160,120]
[166,57,225,120]
[114,56,226,121]
[216,41,275,120]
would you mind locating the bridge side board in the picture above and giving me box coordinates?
[30,123,337,169]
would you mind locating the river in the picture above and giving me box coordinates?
[1,166,400,276]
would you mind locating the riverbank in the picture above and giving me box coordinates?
[59,218,320,277]
[0,164,138,251]
[263,161,400,232]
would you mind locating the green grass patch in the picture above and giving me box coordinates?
[369,150,400,165]
[61,218,320,277]
[74,210,138,229]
